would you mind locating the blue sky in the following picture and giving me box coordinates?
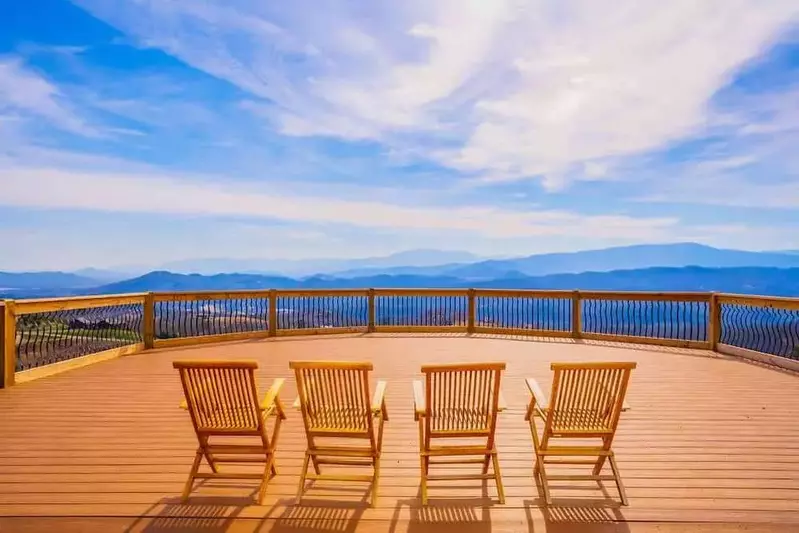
[1,0,798,271]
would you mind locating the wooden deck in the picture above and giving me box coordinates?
[1,333,798,532]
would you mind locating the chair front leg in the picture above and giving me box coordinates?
[296,452,311,505]
[418,416,429,505]
[181,450,203,502]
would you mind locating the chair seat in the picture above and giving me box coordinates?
[547,409,613,433]
[308,405,371,431]
[430,407,492,432]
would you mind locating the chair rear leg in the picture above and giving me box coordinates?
[608,454,629,506]
[199,437,218,473]
[296,452,311,505]
[592,455,608,476]
[181,450,203,502]
[420,455,429,506]
[537,460,553,505]
[491,451,505,504]
[593,437,611,475]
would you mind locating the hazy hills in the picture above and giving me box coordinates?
[330,243,799,279]
[159,249,484,276]
[0,271,99,290]
[83,266,799,297]
[4,243,799,298]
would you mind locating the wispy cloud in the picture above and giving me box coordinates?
[72,0,799,189]
[0,56,99,136]
[0,165,679,240]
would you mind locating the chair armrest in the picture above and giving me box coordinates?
[525,378,549,409]
[371,380,387,413]
[293,396,301,409]
[260,378,285,411]
[179,399,188,410]
[412,380,425,420]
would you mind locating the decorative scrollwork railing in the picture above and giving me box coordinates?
[12,295,145,372]
[579,292,710,346]
[474,290,573,335]
[718,295,799,360]
[373,290,468,330]
[154,292,269,340]
[277,291,368,331]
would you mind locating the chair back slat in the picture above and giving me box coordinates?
[423,363,504,434]
[175,361,261,432]
[546,362,634,436]
[291,362,373,433]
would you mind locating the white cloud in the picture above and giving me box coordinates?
[0,57,98,136]
[72,0,799,188]
[0,166,678,241]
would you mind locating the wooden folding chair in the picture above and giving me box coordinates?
[525,362,636,505]
[412,362,506,505]
[173,360,286,504]
[290,361,388,507]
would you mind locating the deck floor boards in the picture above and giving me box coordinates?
[1,334,798,532]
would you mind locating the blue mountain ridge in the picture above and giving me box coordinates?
[45,266,799,298]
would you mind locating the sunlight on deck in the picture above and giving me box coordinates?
[1,334,798,532]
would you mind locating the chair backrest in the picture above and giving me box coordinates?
[290,361,374,434]
[422,362,505,437]
[545,362,636,438]
[173,360,262,434]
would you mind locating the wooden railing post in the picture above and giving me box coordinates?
[367,289,376,333]
[467,288,476,334]
[143,292,155,350]
[2,300,17,388]
[268,289,278,337]
[571,290,582,339]
[708,292,721,351]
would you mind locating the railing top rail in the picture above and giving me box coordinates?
[155,290,273,302]
[372,288,467,296]
[13,293,148,315]
[578,291,712,302]
[473,289,574,298]
[277,289,370,297]
[717,293,799,310]
[7,288,799,313]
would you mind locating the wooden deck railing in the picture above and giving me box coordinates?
[2,289,798,387]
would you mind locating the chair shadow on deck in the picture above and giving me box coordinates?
[124,495,369,533]
[387,483,494,533]
[260,499,367,533]
[523,478,629,533]
[123,497,249,533]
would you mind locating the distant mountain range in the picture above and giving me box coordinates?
[4,243,799,298]
[76,265,799,297]
[158,249,485,276]
[329,243,799,279]
[0,271,99,291]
